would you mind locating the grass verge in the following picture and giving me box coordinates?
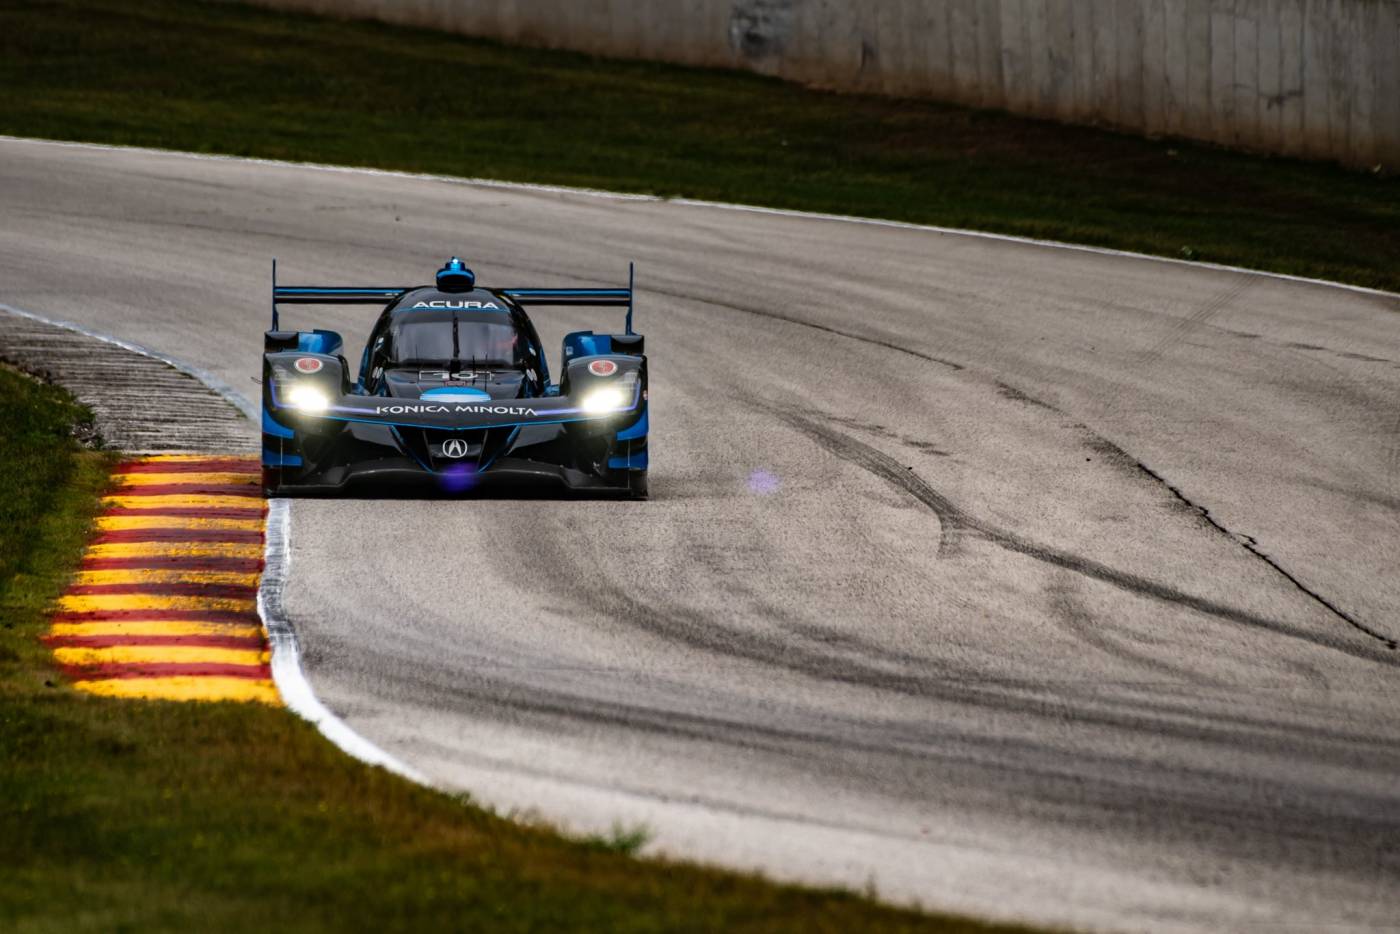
[0,366,1027,931]
[2,0,1398,293]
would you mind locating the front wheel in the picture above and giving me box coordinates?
[626,470,648,500]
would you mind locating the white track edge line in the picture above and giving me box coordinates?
[260,498,430,783]
[0,302,430,785]
[4,134,1397,301]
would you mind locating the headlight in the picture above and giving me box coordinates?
[581,386,626,414]
[287,384,330,413]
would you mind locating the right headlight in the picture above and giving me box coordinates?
[581,386,626,414]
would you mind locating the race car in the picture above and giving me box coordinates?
[261,257,648,498]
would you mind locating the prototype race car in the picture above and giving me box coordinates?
[261,257,648,498]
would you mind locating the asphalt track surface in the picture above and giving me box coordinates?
[3,138,1398,932]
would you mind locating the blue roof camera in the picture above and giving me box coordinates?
[436,257,476,292]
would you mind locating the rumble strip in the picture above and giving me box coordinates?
[45,454,278,704]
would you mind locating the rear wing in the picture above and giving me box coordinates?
[273,287,408,304]
[500,289,629,306]
[270,260,408,329]
[502,262,637,334]
[271,259,637,333]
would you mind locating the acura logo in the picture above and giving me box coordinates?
[441,438,470,459]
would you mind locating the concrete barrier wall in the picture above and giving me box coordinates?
[248,0,1400,167]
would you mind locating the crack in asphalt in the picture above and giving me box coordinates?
[771,405,1398,663]
[1134,460,1397,650]
[966,368,1396,653]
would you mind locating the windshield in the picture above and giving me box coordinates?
[388,314,524,367]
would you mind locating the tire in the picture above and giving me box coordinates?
[626,470,649,500]
[262,466,283,498]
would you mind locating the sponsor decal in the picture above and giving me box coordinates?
[409,300,501,310]
[588,359,619,377]
[294,357,324,374]
[373,403,540,417]
[441,438,470,459]
[419,370,481,381]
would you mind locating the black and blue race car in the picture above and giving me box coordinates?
[261,258,648,498]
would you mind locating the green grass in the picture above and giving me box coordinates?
[0,366,1029,931]
[2,0,1399,292]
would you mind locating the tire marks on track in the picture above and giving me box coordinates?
[491,521,1399,766]
[1044,574,1229,689]
[1135,279,1256,369]
[769,405,1398,662]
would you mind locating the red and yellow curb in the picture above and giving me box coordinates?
[47,454,281,705]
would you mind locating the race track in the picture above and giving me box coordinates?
[3,138,1398,932]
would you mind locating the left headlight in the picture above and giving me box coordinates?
[287,384,330,413]
[581,386,626,414]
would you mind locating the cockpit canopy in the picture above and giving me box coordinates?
[386,307,525,368]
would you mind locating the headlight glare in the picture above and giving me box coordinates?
[581,386,626,414]
[287,384,330,413]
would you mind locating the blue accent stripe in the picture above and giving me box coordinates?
[262,407,295,439]
[262,448,302,467]
[421,387,492,401]
[609,451,648,470]
[615,410,648,441]
[478,425,521,472]
[563,332,612,359]
[390,426,431,472]
[297,330,343,355]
